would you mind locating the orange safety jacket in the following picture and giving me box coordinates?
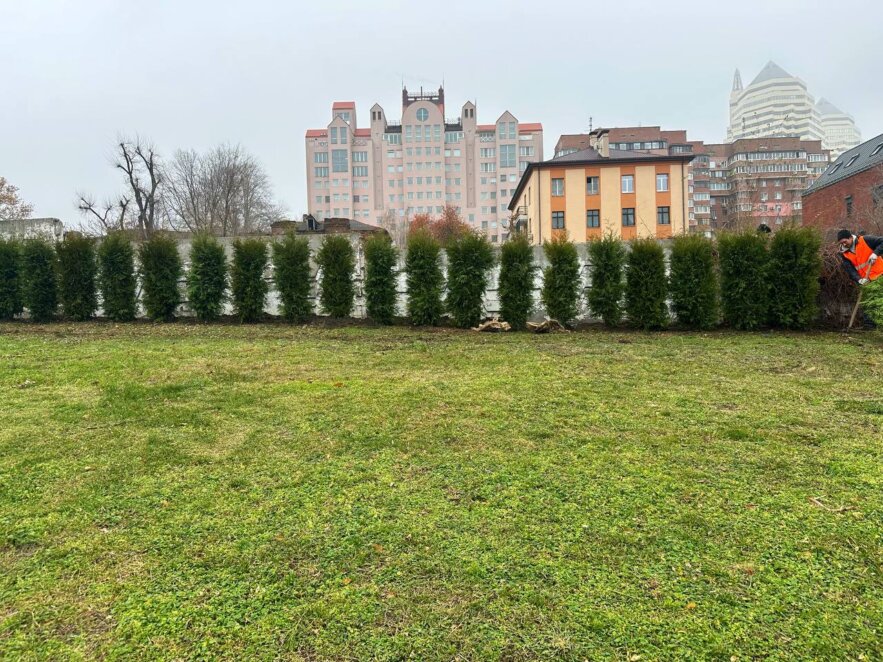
[842,236,883,282]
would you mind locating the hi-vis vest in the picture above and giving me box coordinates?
[843,236,883,281]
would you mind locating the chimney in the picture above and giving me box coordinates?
[589,129,610,157]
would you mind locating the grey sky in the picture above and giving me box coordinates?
[3,0,881,224]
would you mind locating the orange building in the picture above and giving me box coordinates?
[508,129,694,244]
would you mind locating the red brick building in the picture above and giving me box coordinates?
[803,132,883,238]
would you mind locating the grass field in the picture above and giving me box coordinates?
[1,323,881,660]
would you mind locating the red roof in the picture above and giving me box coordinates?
[305,129,327,138]
[477,124,495,132]
[518,122,543,133]
[332,101,356,110]
[354,128,370,137]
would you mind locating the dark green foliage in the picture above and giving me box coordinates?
[187,235,228,322]
[541,237,581,325]
[625,238,668,330]
[272,234,312,323]
[863,277,883,326]
[316,235,355,318]
[98,233,137,321]
[498,233,535,330]
[718,231,769,330]
[363,234,398,324]
[231,239,268,323]
[446,232,495,328]
[587,235,626,327]
[0,239,22,320]
[20,239,57,322]
[768,226,822,329]
[56,234,97,321]
[139,235,182,321]
[669,234,718,329]
[405,230,444,326]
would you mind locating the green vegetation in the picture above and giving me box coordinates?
[0,239,23,320]
[0,325,880,660]
[316,235,355,318]
[625,238,669,330]
[20,239,57,323]
[719,231,769,330]
[56,234,98,322]
[363,234,398,325]
[862,277,883,325]
[768,226,822,330]
[271,234,312,323]
[497,233,535,330]
[187,235,228,322]
[231,239,268,323]
[405,230,444,326]
[138,235,182,322]
[669,234,718,329]
[446,232,495,329]
[587,235,626,327]
[97,233,136,322]
[541,236,581,325]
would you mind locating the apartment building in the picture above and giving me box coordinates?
[304,87,543,242]
[509,129,693,244]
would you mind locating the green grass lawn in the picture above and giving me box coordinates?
[1,323,881,660]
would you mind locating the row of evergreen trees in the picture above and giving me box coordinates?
[0,227,822,329]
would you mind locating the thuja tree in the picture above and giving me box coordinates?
[139,235,182,321]
[498,233,535,330]
[20,238,57,323]
[316,234,355,318]
[625,238,668,330]
[587,235,626,326]
[863,277,883,326]
[405,229,444,326]
[272,233,312,322]
[56,233,97,321]
[231,239,268,323]
[669,233,718,329]
[0,239,23,320]
[767,226,822,329]
[718,231,769,330]
[541,236,581,325]
[363,233,398,324]
[446,232,495,328]
[187,235,228,322]
[97,233,136,321]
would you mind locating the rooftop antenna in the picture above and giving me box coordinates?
[588,116,593,133]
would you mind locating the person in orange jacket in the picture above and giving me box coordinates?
[837,229,883,285]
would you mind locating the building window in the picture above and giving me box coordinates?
[340,127,347,144]
[480,147,496,158]
[622,208,636,226]
[656,173,669,192]
[332,150,348,173]
[657,206,670,225]
[586,177,599,195]
[499,144,516,168]
[314,152,328,164]
[552,211,565,229]
[551,178,564,196]
[586,210,600,228]
[621,175,634,193]
[330,127,338,144]
[480,162,496,173]
[845,155,859,168]
[314,167,329,177]
[846,195,853,217]
[352,151,368,163]
[352,166,368,177]
[416,108,429,121]
[519,146,535,157]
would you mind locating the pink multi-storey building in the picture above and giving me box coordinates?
[304,86,543,242]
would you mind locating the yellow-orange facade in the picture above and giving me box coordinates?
[510,158,692,244]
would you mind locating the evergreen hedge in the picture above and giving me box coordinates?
[316,235,355,318]
[669,234,718,329]
[498,233,535,330]
[446,232,495,328]
[98,233,137,322]
[272,233,312,323]
[363,233,398,324]
[0,239,23,320]
[862,277,883,326]
[139,235,182,321]
[56,234,97,321]
[625,238,668,330]
[20,239,57,323]
[541,237,581,325]
[767,226,822,329]
[406,230,444,326]
[231,239,268,323]
[718,231,769,330]
[187,235,228,322]
[587,235,626,327]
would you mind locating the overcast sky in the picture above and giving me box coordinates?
[3,0,882,224]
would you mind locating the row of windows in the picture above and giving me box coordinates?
[315,194,371,204]
[551,174,669,196]
[551,207,671,229]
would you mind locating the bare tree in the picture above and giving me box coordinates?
[378,208,408,248]
[76,194,131,234]
[0,176,35,220]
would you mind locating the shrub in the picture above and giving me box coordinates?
[587,235,626,326]
[767,226,822,329]
[272,234,312,323]
[139,235,182,321]
[625,238,668,330]
[0,239,23,320]
[187,235,228,322]
[669,234,718,329]
[231,239,268,323]
[363,233,398,324]
[718,231,769,330]
[817,244,860,328]
[316,235,355,318]
[863,277,883,326]
[20,239,57,323]
[498,233,535,330]
[541,236,581,325]
[98,233,136,321]
[56,234,97,321]
[446,232,495,328]
[405,230,444,326]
